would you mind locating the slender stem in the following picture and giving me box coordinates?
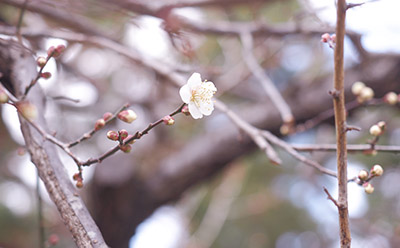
[333,0,351,247]
[36,171,45,248]
[16,0,28,43]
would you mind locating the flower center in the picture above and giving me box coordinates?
[191,83,215,107]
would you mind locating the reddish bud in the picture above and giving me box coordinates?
[41,72,52,79]
[321,33,330,43]
[17,101,38,121]
[163,115,175,125]
[47,46,56,57]
[72,173,80,181]
[107,130,119,141]
[0,88,9,103]
[331,34,336,43]
[119,129,128,140]
[120,144,132,153]
[17,147,26,156]
[94,119,105,131]
[56,44,66,54]
[76,180,83,188]
[117,109,137,123]
[102,112,113,121]
[37,57,47,68]
[181,105,190,116]
[48,234,59,246]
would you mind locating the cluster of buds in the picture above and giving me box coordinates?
[163,115,175,125]
[383,91,399,105]
[351,81,374,103]
[0,87,9,104]
[72,173,83,188]
[369,121,386,137]
[36,45,66,80]
[117,109,137,123]
[358,164,384,194]
[321,33,336,48]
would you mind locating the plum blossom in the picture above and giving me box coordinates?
[179,73,217,119]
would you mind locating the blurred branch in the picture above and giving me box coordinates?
[0,0,111,38]
[189,164,245,248]
[240,32,294,124]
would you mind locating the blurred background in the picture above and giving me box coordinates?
[1,0,400,247]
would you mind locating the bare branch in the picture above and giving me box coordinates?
[240,32,294,124]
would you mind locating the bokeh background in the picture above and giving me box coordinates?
[1,0,400,247]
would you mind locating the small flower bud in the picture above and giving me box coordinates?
[363,183,374,194]
[17,101,38,121]
[107,130,119,141]
[0,88,9,103]
[117,109,137,123]
[56,44,66,55]
[384,92,398,105]
[17,147,26,156]
[358,169,369,181]
[181,105,190,116]
[94,119,105,131]
[377,121,386,132]
[41,72,52,79]
[280,124,290,136]
[48,234,59,246]
[321,33,330,43]
[37,56,47,67]
[47,46,56,57]
[371,164,384,176]
[330,34,336,43]
[359,87,374,102]
[163,115,175,125]
[369,124,382,136]
[120,144,132,153]
[119,129,128,140]
[76,180,84,188]
[351,81,365,96]
[102,112,113,121]
[72,173,81,181]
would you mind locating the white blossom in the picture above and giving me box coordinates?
[179,73,217,119]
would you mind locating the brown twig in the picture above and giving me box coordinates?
[323,187,340,208]
[332,0,351,247]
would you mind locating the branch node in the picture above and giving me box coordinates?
[328,89,340,98]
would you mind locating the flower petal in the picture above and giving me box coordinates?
[202,81,217,93]
[188,102,203,119]
[187,73,202,88]
[199,100,214,116]
[179,84,191,103]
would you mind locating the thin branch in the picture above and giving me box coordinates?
[260,130,337,177]
[67,103,129,148]
[323,187,340,208]
[292,143,400,153]
[240,32,294,124]
[36,171,45,248]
